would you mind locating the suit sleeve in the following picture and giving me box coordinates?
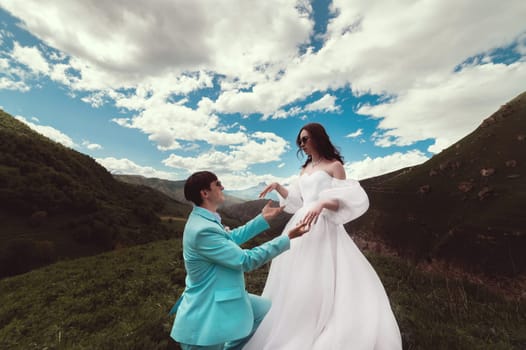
[195,228,290,272]
[228,214,270,245]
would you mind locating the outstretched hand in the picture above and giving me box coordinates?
[259,182,279,198]
[261,200,285,221]
[287,221,310,239]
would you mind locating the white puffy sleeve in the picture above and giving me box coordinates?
[319,178,369,224]
[278,179,303,214]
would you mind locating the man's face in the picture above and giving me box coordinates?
[206,179,225,205]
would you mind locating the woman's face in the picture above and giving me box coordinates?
[299,129,315,156]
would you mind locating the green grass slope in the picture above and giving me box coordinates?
[348,91,526,276]
[0,238,524,349]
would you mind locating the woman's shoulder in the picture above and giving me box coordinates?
[326,160,345,179]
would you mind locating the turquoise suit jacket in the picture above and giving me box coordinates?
[170,206,291,346]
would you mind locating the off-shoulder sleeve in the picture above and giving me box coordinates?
[278,179,303,214]
[319,178,369,224]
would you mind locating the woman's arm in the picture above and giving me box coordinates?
[259,182,289,199]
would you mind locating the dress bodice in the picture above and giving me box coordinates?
[299,171,333,205]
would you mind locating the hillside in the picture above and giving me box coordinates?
[0,238,524,349]
[0,110,187,278]
[347,91,526,276]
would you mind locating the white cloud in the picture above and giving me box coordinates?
[96,157,177,180]
[304,93,339,112]
[346,128,363,138]
[1,0,525,181]
[11,42,49,74]
[0,76,29,91]
[15,115,76,148]
[0,0,312,84]
[113,102,248,150]
[345,150,429,180]
[163,131,288,173]
[359,62,526,152]
[82,140,102,150]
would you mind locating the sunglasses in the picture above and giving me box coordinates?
[215,180,222,187]
[299,136,310,145]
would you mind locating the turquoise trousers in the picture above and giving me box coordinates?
[179,294,270,350]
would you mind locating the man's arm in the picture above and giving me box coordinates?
[229,201,283,245]
[228,214,270,245]
[196,227,290,272]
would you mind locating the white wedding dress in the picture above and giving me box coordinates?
[244,171,402,350]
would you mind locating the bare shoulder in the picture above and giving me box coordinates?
[327,160,346,179]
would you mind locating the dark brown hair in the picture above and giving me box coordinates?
[184,171,217,206]
[296,123,343,168]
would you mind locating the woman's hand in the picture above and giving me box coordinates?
[300,199,339,227]
[300,202,324,227]
[261,200,285,221]
[259,182,280,198]
[288,221,310,239]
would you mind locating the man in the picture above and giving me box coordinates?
[170,171,309,350]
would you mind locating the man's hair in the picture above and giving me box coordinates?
[184,171,218,206]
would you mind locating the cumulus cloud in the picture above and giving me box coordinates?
[113,102,248,149]
[1,0,525,182]
[96,157,178,180]
[359,62,526,152]
[15,115,76,148]
[346,128,363,138]
[304,93,339,112]
[0,76,29,91]
[163,131,288,173]
[82,140,102,150]
[344,150,429,180]
[10,42,49,74]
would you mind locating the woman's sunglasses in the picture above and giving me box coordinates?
[299,136,310,145]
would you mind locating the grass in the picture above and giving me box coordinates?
[1,238,525,350]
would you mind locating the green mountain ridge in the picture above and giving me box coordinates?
[0,110,188,278]
[347,91,526,276]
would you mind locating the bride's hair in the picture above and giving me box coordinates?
[296,123,344,168]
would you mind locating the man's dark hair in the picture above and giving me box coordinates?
[184,171,218,206]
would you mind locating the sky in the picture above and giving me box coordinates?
[0,0,525,190]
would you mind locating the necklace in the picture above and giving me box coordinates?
[311,158,322,167]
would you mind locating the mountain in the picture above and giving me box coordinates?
[0,110,187,278]
[347,91,526,276]
[224,182,279,201]
[115,174,246,207]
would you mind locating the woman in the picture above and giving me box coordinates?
[243,123,402,350]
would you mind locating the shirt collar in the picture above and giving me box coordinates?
[192,206,222,225]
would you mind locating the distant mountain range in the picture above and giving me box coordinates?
[114,174,247,207]
[224,182,279,201]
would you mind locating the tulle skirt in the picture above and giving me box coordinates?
[243,208,402,350]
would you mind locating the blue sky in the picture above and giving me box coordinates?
[0,0,525,190]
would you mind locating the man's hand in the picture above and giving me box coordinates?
[288,221,310,239]
[261,200,285,221]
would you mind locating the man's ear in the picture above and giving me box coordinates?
[200,189,208,200]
